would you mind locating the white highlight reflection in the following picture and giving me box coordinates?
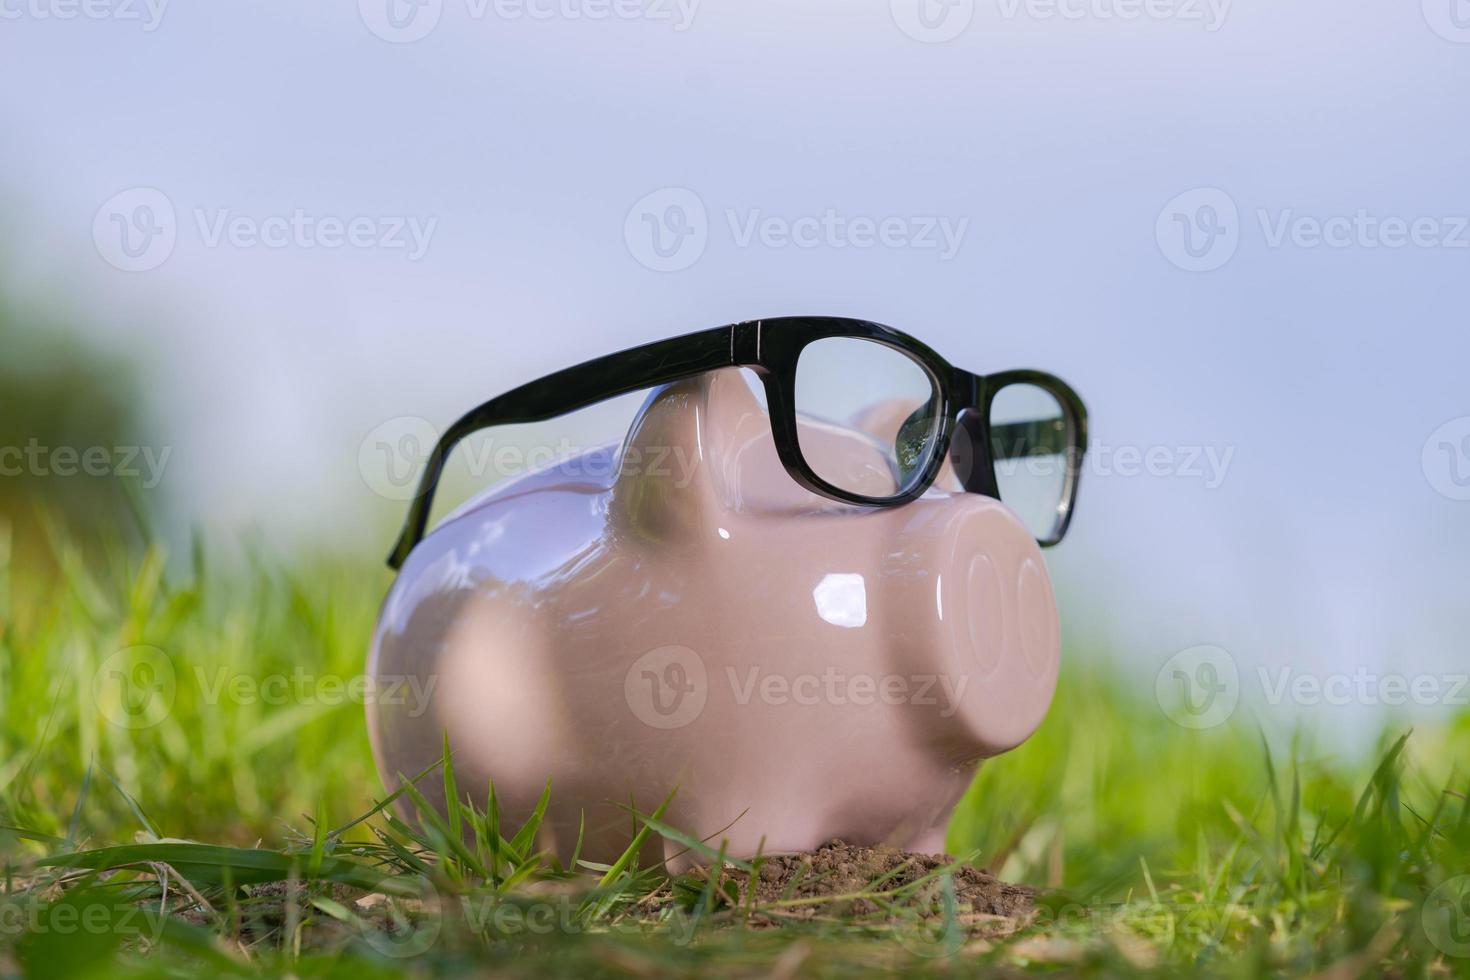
[813,573,867,629]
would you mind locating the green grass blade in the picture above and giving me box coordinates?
[509,777,552,860]
[66,761,94,847]
[398,773,485,879]
[639,813,753,873]
[37,843,416,894]
[597,790,674,890]
[325,757,444,841]
[442,733,461,846]
[99,766,160,840]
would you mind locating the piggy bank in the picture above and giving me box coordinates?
[367,367,1060,867]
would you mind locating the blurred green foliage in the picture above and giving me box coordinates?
[0,276,153,551]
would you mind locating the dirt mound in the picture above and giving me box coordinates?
[691,839,1035,921]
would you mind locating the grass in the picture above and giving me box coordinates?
[2,519,1469,977]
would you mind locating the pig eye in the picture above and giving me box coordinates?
[793,336,942,499]
[989,382,1073,542]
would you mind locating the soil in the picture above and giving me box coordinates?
[686,839,1036,923]
[224,840,1035,945]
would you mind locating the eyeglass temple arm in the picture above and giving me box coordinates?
[386,325,739,570]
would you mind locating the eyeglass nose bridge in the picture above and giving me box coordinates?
[949,406,1001,500]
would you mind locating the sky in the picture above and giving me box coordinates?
[2,0,1467,738]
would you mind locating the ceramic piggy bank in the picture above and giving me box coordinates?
[367,368,1060,867]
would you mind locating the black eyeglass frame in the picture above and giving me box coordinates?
[386,316,1088,570]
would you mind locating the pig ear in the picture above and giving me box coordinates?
[609,368,803,541]
[607,370,731,544]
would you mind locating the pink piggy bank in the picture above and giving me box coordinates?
[367,368,1060,867]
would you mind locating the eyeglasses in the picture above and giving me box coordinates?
[387,316,1088,569]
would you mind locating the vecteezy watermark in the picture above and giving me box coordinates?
[0,894,167,942]
[1256,209,1470,251]
[342,889,699,954]
[359,416,441,501]
[1018,440,1234,489]
[358,421,1234,501]
[623,188,708,272]
[1422,0,1470,43]
[357,416,702,501]
[623,645,973,730]
[1156,646,1470,730]
[358,0,699,43]
[1423,417,1470,502]
[891,0,1226,42]
[1158,187,1470,272]
[93,188,176,272]
[624,187,970,272]
[0,0,168,30]
[1258,667,1469,709]
[192,667,439,718]
[350,888,445,959]
[1156,188,1240,272]
[725,210,969,260]
[728,667,969,716]
[93,187,437,272]
[890,0,975,43]
[900,895,1239,960]
[1026,898,1239,948]
[93,645,178,731]
[1156,645,1239,730]
[92,646,440,729]
[0,439,172,489]
[624,645,709,729]
[1424,876,1470,958]
[994,0,1230,31]
[463,892,699,945]
[892,874,967,960]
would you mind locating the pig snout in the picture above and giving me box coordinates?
[883,492,1060,760]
